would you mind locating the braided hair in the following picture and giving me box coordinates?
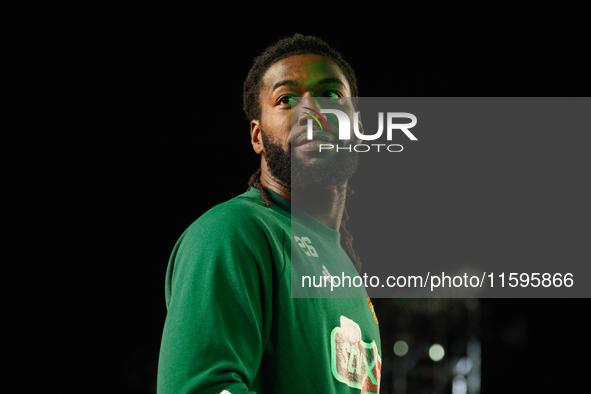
[243,34,362,272]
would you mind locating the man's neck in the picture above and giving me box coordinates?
[259,163,347,232]
[291,185,347,232]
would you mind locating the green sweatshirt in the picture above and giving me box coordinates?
[157,188,382,394]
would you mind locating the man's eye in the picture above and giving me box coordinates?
[324,91,341,99]
[280,96,298,105]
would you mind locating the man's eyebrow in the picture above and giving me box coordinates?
[272,80,299,92]
[317,78,345,87]
[271,78,346,92]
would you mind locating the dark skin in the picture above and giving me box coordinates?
[249,54,357,231]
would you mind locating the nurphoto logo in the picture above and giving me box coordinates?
[305,106,418,153]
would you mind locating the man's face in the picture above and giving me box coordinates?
[253,54,359,190]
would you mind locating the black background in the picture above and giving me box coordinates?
[9,4,589,393]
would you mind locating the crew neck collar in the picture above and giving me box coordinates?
[265,188,341,244]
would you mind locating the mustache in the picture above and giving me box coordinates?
[292,120,340,142]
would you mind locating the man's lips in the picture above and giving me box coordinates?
[294,130,337,146]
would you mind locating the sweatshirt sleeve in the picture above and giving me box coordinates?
[157,204,276,394]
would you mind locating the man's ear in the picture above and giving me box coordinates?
[250,120,264,155]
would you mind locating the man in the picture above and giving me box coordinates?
[157,34,381,394]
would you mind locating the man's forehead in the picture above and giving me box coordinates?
[261,54,349,92]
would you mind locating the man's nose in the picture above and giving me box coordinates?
[297,97,326,126]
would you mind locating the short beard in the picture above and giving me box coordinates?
[261,129,359,191]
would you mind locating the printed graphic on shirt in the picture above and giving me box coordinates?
[331,316,382,393]
[367,297,379,324]
[293,235,318,257]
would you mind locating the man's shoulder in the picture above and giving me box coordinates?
[184,189,289,239]
[205,189,269,216]
[166,189,289,305]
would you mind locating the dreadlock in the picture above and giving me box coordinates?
[339,186,362,273]
[244,34,363,273]
[247,167,273,207]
